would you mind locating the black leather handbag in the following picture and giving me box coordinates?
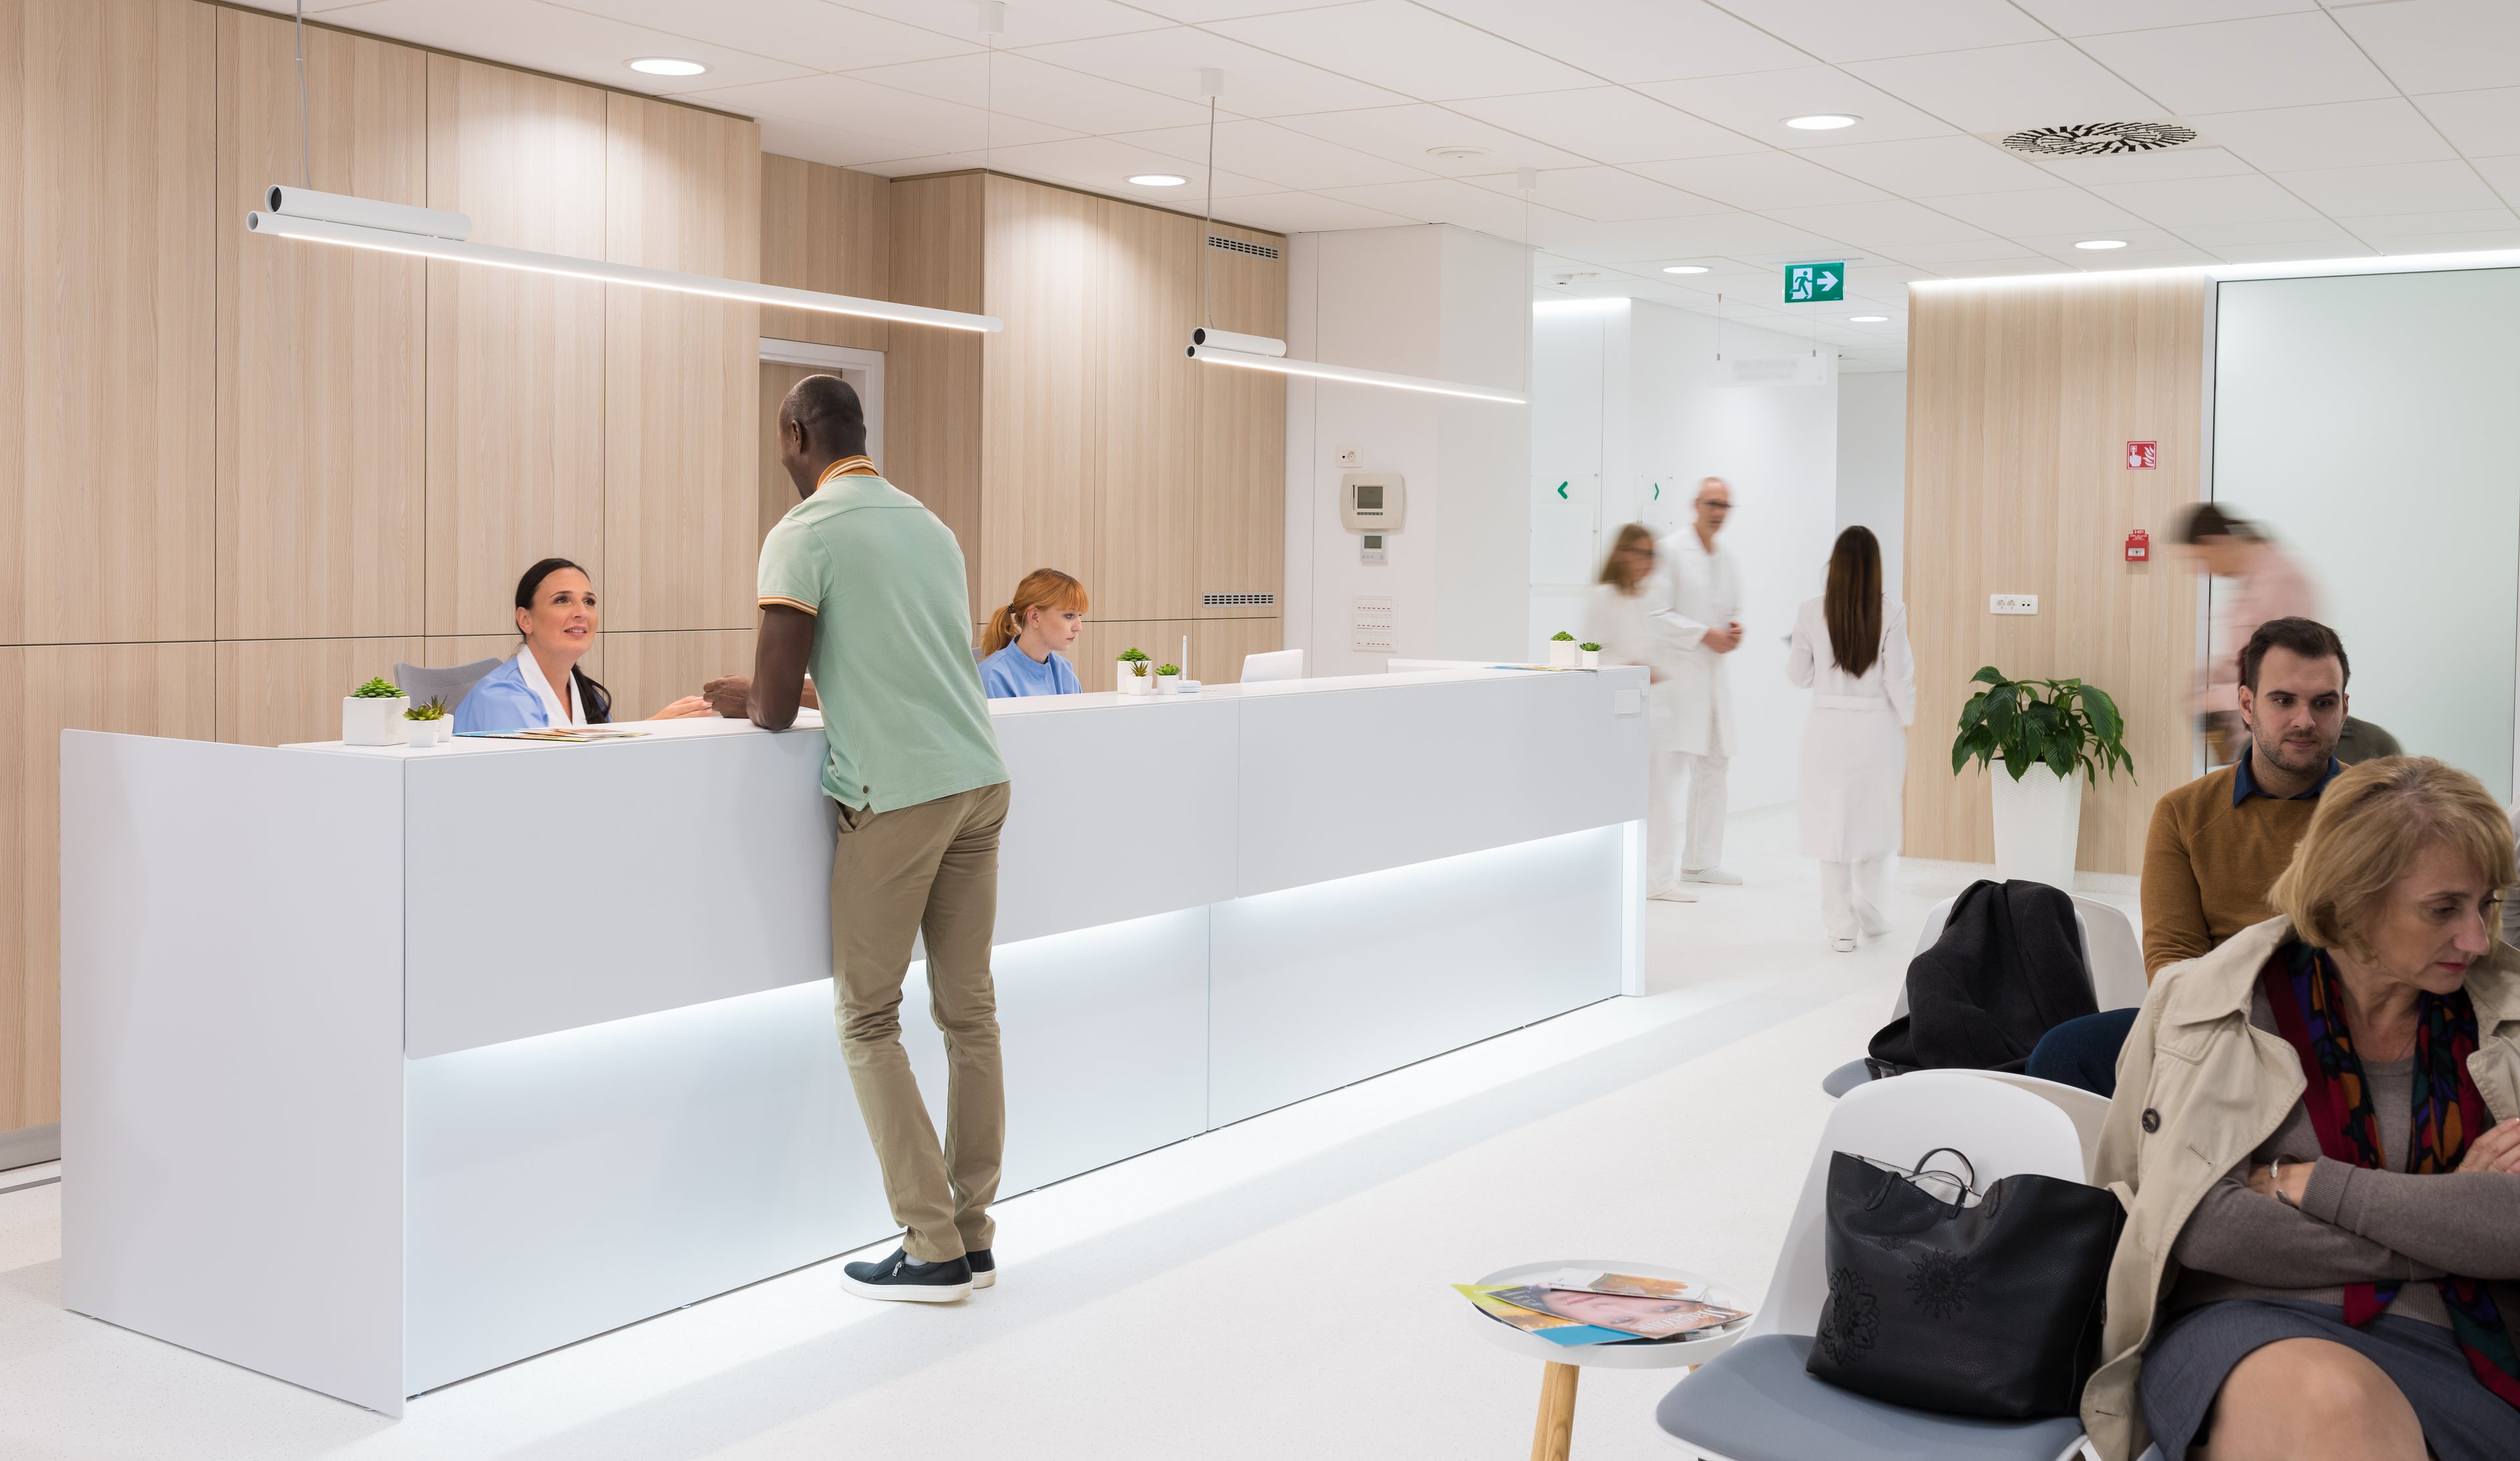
[1804,1147,2124,1419]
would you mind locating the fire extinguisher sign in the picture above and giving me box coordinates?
[2126,440,2158,470]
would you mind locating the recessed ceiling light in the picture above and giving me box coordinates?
[1662,264,1710,274]
[1427,146,1490,163]
[627,57,708,77]
[1784,113,1858,131]
[1129,174,1188,187]
[2075,239,2128,250]
[1849,315,1888,323]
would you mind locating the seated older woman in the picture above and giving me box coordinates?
[2083,757,2520,1461]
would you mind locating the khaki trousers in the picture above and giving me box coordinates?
[830,779,1010,1264]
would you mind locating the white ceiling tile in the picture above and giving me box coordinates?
[1918,188,2151,236]
[1635,68,1964,149]
[981,135,1281,196]
[2082,173,2325,226]
[686,73,1078,153]
[2189,98,2459,173]
[1462,167,1729,222]
[1936,257,2082,277]
[2471,155,2520,205]
[851,150,992,177]
[1213,191,1419,233]
[2008,226,2203,258]
[1015,28,1410,117]
[1311,176,1588,236]
[1119,0,1340,19]
[2208,241,2380,264]
[1117,120,1428,189]
[2271,159,2504,218]
[1794,135,2058,195]
[1627,152,1891,211]
[1272,105,1590,173]
[1875,239,2051,266]
[2027,146,2260,184]
[847,52,1213,134]
[2170,217,2361,248]
[830,0,1170,48]
[2331,0,2520,97]
[1444,89,1763,166]
[321,0,818,93]
[2338,207,2520,238]
[1714,0,2046,64]
[1541,212,1852,262]
[2361,230,2520,255]
[1845,42,2167,135]
[1761,198,1997,249]
[1409,0,1809,85]
[1204,2,1595,103]
[757,115,936,169]
[561,0,978,70]
[2413,89,2520,159]
[2005,2,2315,39]
[2070,245,2221,270]
[2074,14,2397,115]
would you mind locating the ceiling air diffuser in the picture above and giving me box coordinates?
[2000,121,2199,157]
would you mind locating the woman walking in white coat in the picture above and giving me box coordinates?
[1586,524,1695,902]
[1787,527,1915,951]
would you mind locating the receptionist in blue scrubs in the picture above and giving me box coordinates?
[976,568,1089,698]
[454,558,712,733]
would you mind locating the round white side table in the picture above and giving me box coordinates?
[1469,1259,1750,1461]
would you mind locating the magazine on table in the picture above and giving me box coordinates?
[1457,1271,1752,1346]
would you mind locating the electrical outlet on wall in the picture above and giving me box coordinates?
[1990,594,2038,615]
[1335,447,1359,468]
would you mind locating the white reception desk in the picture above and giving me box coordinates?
[60,666,1647,1412]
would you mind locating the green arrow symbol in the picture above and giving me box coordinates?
[1556,481,1568,499]
[1652,482,1661,501]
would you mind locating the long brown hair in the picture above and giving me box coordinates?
[1824,527,1883,678]
[1599,522,1656,594]
[981,568,1089,656]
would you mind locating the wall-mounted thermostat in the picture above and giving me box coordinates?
[1360,533,1387,564]
[1342,473,1405,533]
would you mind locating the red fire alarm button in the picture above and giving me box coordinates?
[2127,440,2158,470]
[2126,528,2150,562]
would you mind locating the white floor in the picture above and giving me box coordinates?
[0,806,2130,1460]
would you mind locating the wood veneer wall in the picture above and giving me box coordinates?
[0,0,764,1135]
[1900,272,2207,876]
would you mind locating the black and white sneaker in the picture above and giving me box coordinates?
[840,1248,973,1304]
[967,1248,996,1290]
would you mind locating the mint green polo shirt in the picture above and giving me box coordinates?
[757,461,1007,812]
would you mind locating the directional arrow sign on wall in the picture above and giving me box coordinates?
[1785,262,1845,303]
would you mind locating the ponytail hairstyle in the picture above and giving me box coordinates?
[513,557,613,724]
[980,568,1090,657]
[1822,527,1883,679]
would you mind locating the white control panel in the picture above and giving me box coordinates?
[1341,473,1405,533]
[1351,594,1395,654]
[1990,594,2038,615]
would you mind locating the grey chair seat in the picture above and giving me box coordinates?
[1656,1334,2087,1461]
[1820,1058,1875,1098]
[394,658,505,715]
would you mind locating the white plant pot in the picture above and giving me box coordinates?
[1116,660,1146,693]
[1580,649,1601,670]
[1549,641,1580,669]
[341,696,410,746]
[1154,672,1181,695]
[436,718,455,745]
[403,719,440,749]
[1989,760,2085,892]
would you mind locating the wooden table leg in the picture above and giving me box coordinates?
[1529,1361,1579,1461]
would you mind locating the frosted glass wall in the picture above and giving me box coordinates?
[2214,270,2520,801]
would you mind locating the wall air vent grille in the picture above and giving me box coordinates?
[1999,121,2199,156]
[1203,592,1276,607]
[1209,236,1278,259]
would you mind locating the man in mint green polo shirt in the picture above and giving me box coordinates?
[707,374,1009,1304]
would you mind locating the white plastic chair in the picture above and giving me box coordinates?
[1655,1071,2094,1461]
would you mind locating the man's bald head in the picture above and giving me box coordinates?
[778,374,869,495]
[1694,476,1732,539]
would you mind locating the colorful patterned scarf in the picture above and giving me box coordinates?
[2262,941,2520,1410]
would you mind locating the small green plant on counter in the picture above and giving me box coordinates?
[1155,663,1179,676]
[1121,647,1150,676]
[1950,666,2135,784]
[351,676,404,699]
[1579,642,1602,653]
[1550,630,1575,642]
[403,697,450,722]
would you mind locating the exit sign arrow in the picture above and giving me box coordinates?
[1784,261,1845,303]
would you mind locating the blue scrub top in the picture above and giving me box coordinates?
[453,657,556,734]
[977,643,1081,699]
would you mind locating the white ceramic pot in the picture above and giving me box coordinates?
[1549,640,1580,669]
[1122,662,1155,695]
[403,719,439,749]
[1580,649,1601,670]
[436,718,455,745]
[342,696,410,746]
[1989,760,2085,892]
[1116,659,1142,693]
[1154,672,1181,695]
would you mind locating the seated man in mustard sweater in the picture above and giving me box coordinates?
[2026,617,2351,1095]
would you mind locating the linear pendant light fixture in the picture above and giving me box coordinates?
[1176,75,1524,407]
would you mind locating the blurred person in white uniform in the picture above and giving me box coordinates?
[1786,526,1915,952]
[1585,524,1696,901]
[1645,478,1746,887]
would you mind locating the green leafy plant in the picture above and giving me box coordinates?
[351,676,404,699]
[403,697,450,722]
[1120,647,1150,662]
[1550,630,1576,642]
[1155,663,1180,676]
[1950,667,2134,784]
[1579,642,1602,653]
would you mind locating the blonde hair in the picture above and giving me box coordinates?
[2267,756,2516,958]
[981,568,1089,656]
[1599,523,1656,594]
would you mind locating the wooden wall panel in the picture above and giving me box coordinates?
[217,9,426,641]
[1902,274,2205,875]
[980,178,1100,628]
[601,629,753,721]
[424,54,607,637]
[1091,198,1200,623]
[761,154,889,354]
[1196,222,1288,617]
[0,644,218,1130]
[217,637,427,748]
[603,93,760,633]
[887,173,986,610]
[0,0,215,645]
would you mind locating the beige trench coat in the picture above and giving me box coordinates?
[2080,915,2520,1460]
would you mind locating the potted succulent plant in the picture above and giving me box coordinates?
[1579,641,1603,670]
[1154,663,1182,694]
[343,676,410,746]
[1950,667,2135,890]
[1118,647,1154,695]
[402,696,452,747]
[1548,630,1580,669]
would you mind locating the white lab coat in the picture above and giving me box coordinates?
[1787,596,1916,862]
[1582,583,1679,685]
[1642,529,1742,756]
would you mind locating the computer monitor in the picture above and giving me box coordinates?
[1240,648,1305,684]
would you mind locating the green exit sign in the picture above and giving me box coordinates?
[1785,261,1844,302]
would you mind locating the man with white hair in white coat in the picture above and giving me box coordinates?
[1643,478,1745,900]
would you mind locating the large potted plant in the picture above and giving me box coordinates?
[1949,667,2134,891]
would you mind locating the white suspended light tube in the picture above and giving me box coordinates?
[248,186,1004,334]
[1186,339,1528,405]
